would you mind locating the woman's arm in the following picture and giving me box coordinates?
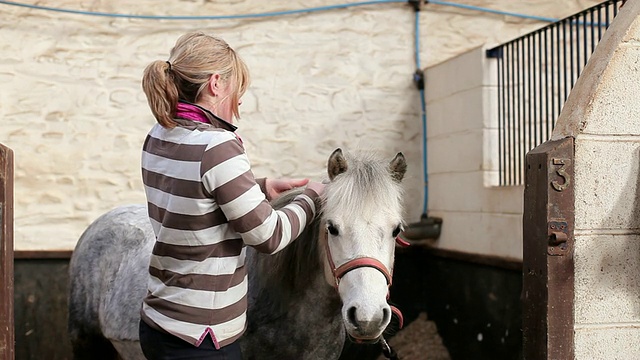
[201,134,321,254]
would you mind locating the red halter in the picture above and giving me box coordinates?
[322,227,407,329]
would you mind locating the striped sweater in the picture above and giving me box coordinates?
[139,118,318,349]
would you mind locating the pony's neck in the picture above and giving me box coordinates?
[242,218,345,359]
[248,215,336,310]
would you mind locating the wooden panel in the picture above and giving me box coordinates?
[0,144,15,360]
[14,259,72,360]
[523,137,575,359]
[390,246,523,360]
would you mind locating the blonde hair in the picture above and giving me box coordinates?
[142,32,250,128]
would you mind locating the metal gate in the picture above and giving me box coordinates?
[523,137,575,359]
[0,143,15,360]
[487,0,623,186]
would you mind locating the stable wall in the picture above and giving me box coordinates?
[0,0,601,252]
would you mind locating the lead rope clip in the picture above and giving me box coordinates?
[380,336,399,360]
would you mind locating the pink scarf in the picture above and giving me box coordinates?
[175,102,242,144]
[176,102,210,124]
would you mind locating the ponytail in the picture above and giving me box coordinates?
[142,60,179,128]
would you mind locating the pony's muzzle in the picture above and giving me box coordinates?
[345,304,391,340]
[347,333,381,345]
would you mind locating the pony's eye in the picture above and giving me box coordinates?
[392,225,402,238]
[327,222,339,236]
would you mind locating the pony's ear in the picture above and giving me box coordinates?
[389,152,407,182]
[328,148,348,181]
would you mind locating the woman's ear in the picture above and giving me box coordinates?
[207,73,221,97]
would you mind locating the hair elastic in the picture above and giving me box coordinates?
[165,60,172,71]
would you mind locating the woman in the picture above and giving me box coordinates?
[138,31,324,360]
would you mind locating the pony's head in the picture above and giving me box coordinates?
[320,148,406,343]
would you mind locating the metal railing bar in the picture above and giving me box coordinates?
[509,41,515,185]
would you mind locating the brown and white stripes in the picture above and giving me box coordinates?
[139,119,318,349]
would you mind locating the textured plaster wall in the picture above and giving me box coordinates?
[551,0,640,357]
[0,0,600,251]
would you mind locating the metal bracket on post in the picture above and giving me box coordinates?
[408,0,424,12]
[547,220,570,256]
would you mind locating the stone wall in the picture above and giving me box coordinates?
[0,0,600,250]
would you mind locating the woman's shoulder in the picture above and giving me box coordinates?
[177,122,237,144]
[200,128,241,148]
[193,129,246,164]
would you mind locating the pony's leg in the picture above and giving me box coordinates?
[69,329,118,360]
[68,285,119,359]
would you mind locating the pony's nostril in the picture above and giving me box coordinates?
[381,307,391,326]
[347,306,358,328]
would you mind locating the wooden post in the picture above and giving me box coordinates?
[0,144,15,360]
[523,137,575,359]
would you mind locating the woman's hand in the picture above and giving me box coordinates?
[265,178,310,200]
